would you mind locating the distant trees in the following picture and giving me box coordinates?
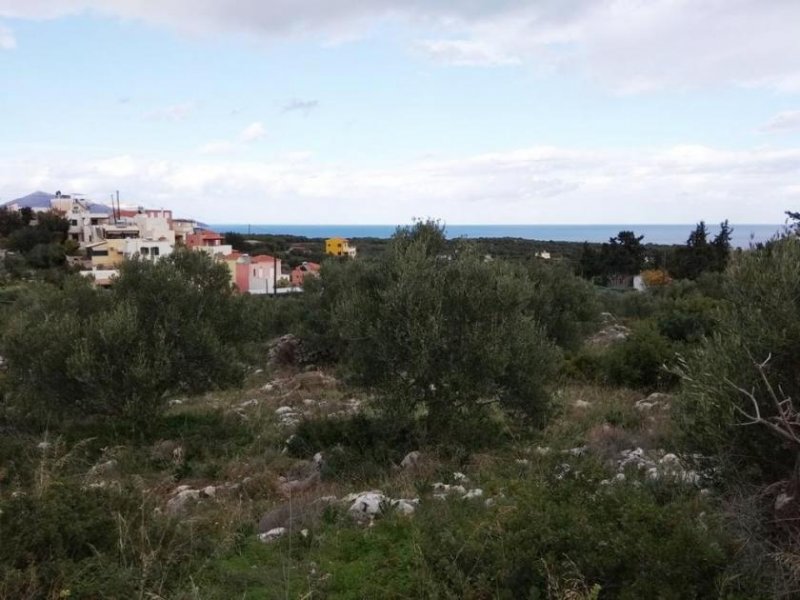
[2,251,252,430]
[579,230,646,284]
[670,221,732,280]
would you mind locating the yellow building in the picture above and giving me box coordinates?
[86,239,126,269]
[325,237,357,257]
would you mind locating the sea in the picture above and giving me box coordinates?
[212,224,786,248]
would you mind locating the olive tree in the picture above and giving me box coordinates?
[2,250,251,429]
[330,221,560,437]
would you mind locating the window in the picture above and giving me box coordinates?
[70,220,78,226]
[141,247,150,255]
[91,250,109,257]
[152,247,160,256]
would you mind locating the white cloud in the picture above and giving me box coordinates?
[0,23,15,49]
[282,98,319,115]
[3,1,800,91]
[143,102,194,121]
[761,110,800,133]
[416,39,520,67]
[197,140,236,155]
[2,144,798,224]
[239,121,266,143]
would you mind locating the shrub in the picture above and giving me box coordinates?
[2,251,253,430]
[602,322,677,390]
[525,259,600,350]
[675,237,800,481]
[415,467,746,599]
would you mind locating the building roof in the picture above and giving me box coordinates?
[252,255,278,263]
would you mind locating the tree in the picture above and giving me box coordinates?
[675,235,800,481]
[328,220,560,438]
[579,231,645,284]
[2,250,252,430]
[672,221,732,280]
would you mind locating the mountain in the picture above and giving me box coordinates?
[4,191,113,214]
[4,191,54,209]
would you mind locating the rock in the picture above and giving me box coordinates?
[275,406,295,416]
[453,471,468,482]
[167,489,201,515]
[89,459,118,478]
[587,324,631,347]
[36,441,51,451]
[391,498,419,515]
[202,485,216,497]
[239,399,259,408]
[534,446,551,455]
[462,488,484,500]
[262,383,276,392]
[348,492,387,520]
[400,451,421,469]
[258,527,287,543]
[660,453,679,465]
[515,458,530,466]
[573,399,591,409]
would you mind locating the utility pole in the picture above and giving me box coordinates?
[273,256,277,297]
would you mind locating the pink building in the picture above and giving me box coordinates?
[291,261,321,287]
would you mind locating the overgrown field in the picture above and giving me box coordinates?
[2,219,800,598]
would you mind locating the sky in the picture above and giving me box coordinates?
[1,0,800,224]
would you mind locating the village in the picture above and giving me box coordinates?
[4,191,357,292]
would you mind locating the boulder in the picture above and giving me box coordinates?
[166,489,201,515]
[400,451,421,469]
[258,527,287,543]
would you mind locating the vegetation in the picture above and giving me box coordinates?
[2,214,799,598]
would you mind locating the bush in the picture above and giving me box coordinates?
[2,251,253,430]
[675,237,800,481]
[525,259,600,350]
[415,465,747,599]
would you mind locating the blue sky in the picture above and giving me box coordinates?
[1,1,800,224]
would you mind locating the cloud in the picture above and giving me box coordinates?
[239,121,266,142]
[197,140,236,155]
[416,39,520,67]
[0,23,15,49]
[143,102,194,121]
[761,110,800,133]
[282,99,319,115]
[3,1,800,92]
[196,122,266,154]
[2,144,798,225]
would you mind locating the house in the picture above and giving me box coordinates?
[248,255,282,295]
[86,240,126,269]
[171,218,197,244]
[86,237,172,269]
[291,261,321,287]
[186,229,232,256]
[63,198,112,247]
[325,237,357,257]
